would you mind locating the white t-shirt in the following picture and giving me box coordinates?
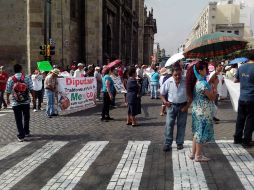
[73,69,85,78]
[31,74,43,91]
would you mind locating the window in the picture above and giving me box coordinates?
[227,31,232,33]
[234,30,239,35]
[220,30,224,32]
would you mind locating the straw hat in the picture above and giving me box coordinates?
[51,68,60,75]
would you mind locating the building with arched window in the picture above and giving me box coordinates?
[0,0,156,73]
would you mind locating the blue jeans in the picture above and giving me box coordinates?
[164,103,188,146]
[150,82,159,98]
[45,89,55,116]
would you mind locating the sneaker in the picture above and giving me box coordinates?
[213,117,220,121]
[242,142,253,148]
[33,109,37,112]
[17,137,25,142]
[105,117,114,120]
[234,139,242,144]
[25,134,32,137]
[177,144,184,150]
[163,144,172,152]
[100,117,109,122]
[51,113,59,116]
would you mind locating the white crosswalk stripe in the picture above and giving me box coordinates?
[41,141,108,190]
[217,140,254,190]
[0,140,254,190]
[0,141,67,190]
[172,141,208,190]
[0,142,30,161]
[106,141,150,190]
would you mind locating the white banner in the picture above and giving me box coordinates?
[57,77,97,111]
[224,78,240,112]
[111,76,127,93]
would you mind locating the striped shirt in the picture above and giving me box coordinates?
[6,73,33,107]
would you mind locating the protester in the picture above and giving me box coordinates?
[69,65,76,77]
[94,66,102,100]
[85,65,94,77]
[186,61,217,162]
[160,66,189,151]
[126,67,140,126]
[73,63,85,77]
[44,69,60,118]
[31,70,43,112]
[110,67,117,108]
[209,63,223,123]
[159,68,171,116]
[0,66,8,109]
[122,69,129,106]
[233,54,254,147]
[141,65,149,95]
[101,67,115,121]
[118,66,124,80]
[150,67,160,99]
[6,64,34,142]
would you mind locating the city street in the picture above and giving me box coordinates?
[0,95,253,190]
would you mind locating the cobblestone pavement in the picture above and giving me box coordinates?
[0,95,253,190]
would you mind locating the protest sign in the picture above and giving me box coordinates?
[111,75,126,93]
[37,61,53,72]
[57,77,97,111]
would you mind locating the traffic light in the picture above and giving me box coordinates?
[46,45,50,57]
[50,45,55,55]
[39,45,46,56]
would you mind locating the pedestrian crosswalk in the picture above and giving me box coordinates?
[0,140,253,190]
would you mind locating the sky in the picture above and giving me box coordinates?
[144,0,254,56]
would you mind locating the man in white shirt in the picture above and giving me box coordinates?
[73,63,85,78]
[31,70,43,112]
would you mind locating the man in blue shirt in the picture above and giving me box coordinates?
[101,67,115,121]
[6,64,34,142]
[160,66,190,151]
[234,55,254,147]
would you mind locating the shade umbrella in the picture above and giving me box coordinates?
[107,59,121,68]
[165,52,184,67]
[184,32,248,58]
[229,57,248,65]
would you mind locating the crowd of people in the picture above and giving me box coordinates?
[0,54,253,161]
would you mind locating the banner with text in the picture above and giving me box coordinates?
[111,75,127,93]
[57,77,97,111]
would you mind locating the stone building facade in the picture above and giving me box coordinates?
[0,0,156,73]
[143,8,157,65]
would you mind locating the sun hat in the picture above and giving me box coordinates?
[51,68,60,75]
